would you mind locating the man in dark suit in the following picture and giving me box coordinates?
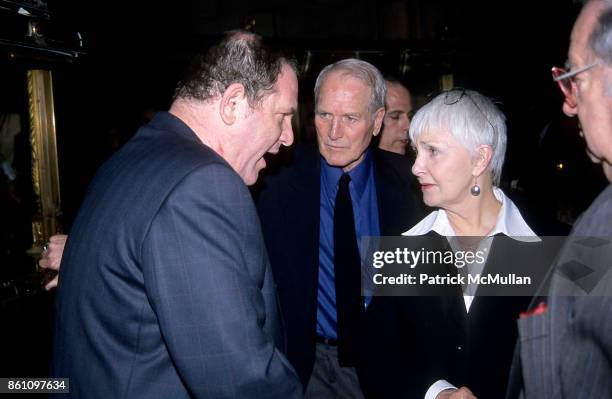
[507,0,612,397]
[257,59,423,397]
[51,32,302,398]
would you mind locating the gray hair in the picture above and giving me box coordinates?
[589,2,612,65]
[314,58,386,115]
[174,31,296,107]
[409,89,507,185]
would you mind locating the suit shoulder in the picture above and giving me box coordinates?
[375,147,411,161]
[373,148,416,183]
[120,125,231,180]
[257,144,319,194]
[179,160,246,192]
[573,184,612,236]
[87,126,242,225]
[374,148,413,166]
[588,184,612,218]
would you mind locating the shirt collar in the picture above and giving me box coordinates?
[321,149,373,200]
[403,187,539,242]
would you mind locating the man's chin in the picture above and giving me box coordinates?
[242,174,258,186]
[585,147,601,164]
[321,154,349,169]
[257,156,267,169]
[603,161,612,183]
[239,162,265,186]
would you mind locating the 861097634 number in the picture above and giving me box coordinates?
[1,378,69,393]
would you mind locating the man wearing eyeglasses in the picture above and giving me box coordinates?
[507,0,612,397]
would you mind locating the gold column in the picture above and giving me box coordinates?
[27,69,62,252]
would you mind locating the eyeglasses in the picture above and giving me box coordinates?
[551,61,599,108]
[440,87,496,133]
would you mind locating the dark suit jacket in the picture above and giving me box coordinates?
[507,184,612,399]
[52,112,301,398]
[360,233,556,399]
[256,144,424,387]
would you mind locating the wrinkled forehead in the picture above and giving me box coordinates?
[281,65,299,101]
[386,83,412,108]
[323,71,372,93]
[318,73,373,108]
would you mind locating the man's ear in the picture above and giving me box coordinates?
[220,83,248,125]
[472,144,493,177]
[372,107,386,137]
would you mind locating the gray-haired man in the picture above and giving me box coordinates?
[507,1,612,397]
[257,59,423,397]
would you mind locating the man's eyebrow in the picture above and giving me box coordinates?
[280,107,297,115]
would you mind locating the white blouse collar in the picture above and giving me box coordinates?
[402,187,540,242]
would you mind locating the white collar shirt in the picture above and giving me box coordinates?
[407,187,540,399]
[402,186,540,311]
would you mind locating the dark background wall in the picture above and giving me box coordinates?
[45,0,607,229]
[1,0,609,377]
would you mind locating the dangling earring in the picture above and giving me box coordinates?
[470,177,481,196]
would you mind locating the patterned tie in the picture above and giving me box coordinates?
[333,173,363,366]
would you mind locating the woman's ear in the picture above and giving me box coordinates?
[220,83,248,125]
[472,144,493,177]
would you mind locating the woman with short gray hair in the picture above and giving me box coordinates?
[360,89,545,399]
[409,89,507,188]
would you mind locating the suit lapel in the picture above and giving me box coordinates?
[439,235,469,329]
[423,233,467,331]
[285,147,321,301]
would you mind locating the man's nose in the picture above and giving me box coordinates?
[329,118,342,140]
[280,118,294,147]
[400,114,410,131]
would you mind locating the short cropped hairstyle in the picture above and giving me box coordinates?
[174,31,296,107]
[409,89,507,185]
[589,2,612,65]
[384,75,410,90]
[314,58,386,115]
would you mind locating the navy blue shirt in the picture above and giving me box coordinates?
[316,150,380,340]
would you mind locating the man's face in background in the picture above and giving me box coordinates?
[378,81,413,155]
